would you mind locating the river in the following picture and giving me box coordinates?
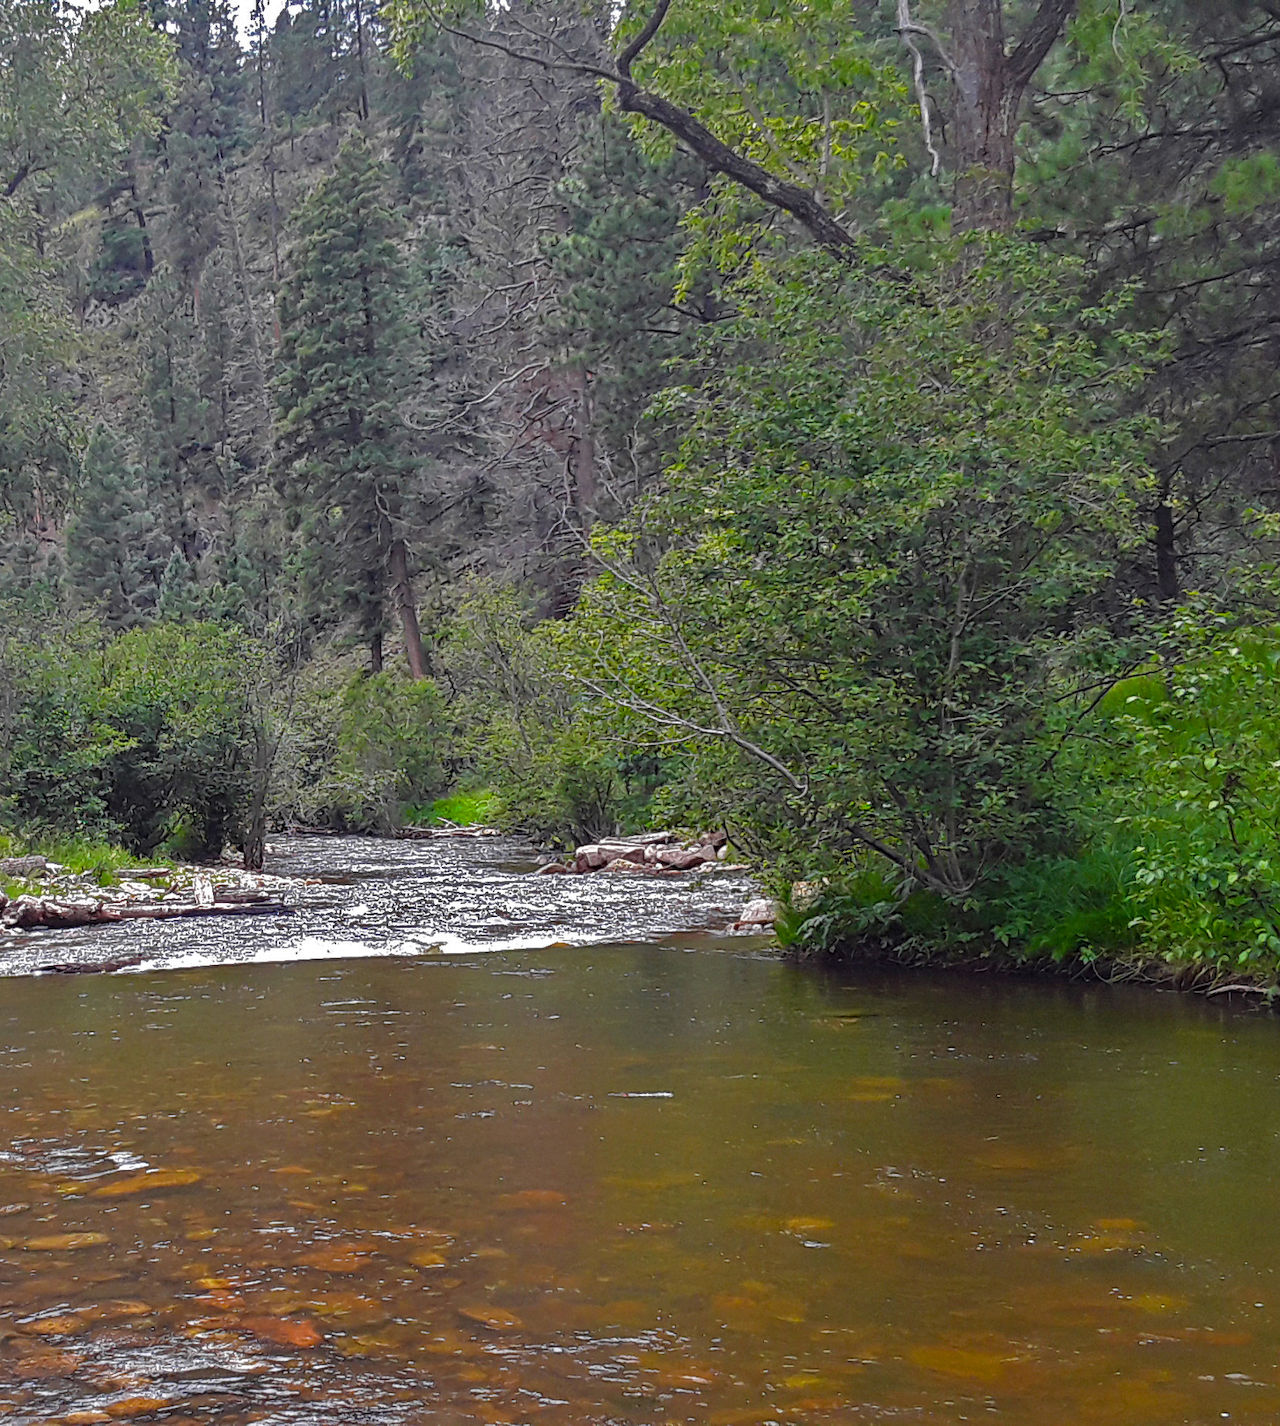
[1,835,1278,1424]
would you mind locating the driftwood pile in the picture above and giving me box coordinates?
[0,858,292,933]
[533,830,729,878]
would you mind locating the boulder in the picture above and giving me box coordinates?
[655,847,713,871]
[602,858,647,873]
[533,862,570,876]
[734,897,781,929]
[603,845,649,867]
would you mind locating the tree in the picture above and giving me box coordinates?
[1021,4,1280,602]
[0,0,172,534]
[562,238,1157,895]
[273,131,428,676]
[65,427,164,629]
[387,0,1087,248]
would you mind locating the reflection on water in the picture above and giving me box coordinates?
[3,843,1280,1422]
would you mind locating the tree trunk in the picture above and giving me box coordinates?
[370,628,384,674]
[1155,491,1179,601]
[388,537,428,679]
[937,0,1077,232]
[567,362,597,525]
[242,724,271,872]
[946,0,1016,232]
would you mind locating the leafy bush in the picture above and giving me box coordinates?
[1115,611,1280,972]
[561,236,1159,896]
[413,789,499,827]
[0,615,256,857]
[268,659,449,832]
[435,579,653,846]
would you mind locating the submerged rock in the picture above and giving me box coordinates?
[90,1168,202,1198]
[22,1231,109,1251]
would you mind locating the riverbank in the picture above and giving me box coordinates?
[0,850,297,939]
[781,915,1280,1008]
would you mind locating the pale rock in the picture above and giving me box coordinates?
[734,897,781,929]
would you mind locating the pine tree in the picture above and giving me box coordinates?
[161,0,246,288]
[65,427,163,629]
[273,131,427,676]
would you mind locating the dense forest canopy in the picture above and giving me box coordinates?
[3,0,1280,979]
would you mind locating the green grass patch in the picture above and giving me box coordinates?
[410,789,500,828]
[0,829,163,886]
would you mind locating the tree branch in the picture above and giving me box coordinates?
[895,1,944,178]
[613,82,857,255]
[1006,0,1078,97]
[406,0,857,257]
[616,0,673,80]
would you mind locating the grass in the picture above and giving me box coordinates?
[0,829,164,888]
[409,789,500,828]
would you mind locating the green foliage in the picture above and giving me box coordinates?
[1114,610,1280,971]
[85,218,152,304]
[416,789,498,828]
[0,613,256,858]
[65,426,164,628]
[0,0,173,526]
[267,659,448,832]
[273,130,425,668]
[563,236,1158,894]
[435,580,647,845]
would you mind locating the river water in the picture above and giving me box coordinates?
[2,836,1279,1425]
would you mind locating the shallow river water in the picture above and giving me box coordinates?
[2,836,1280,1425]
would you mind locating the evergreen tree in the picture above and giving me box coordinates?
[273,131,427,676]
[160,0,245,288]
[65,427,163,629]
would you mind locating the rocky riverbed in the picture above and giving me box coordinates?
[0,855,297,938]
[0,832,765,977]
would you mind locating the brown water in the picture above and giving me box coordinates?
[2,841,1280,1424]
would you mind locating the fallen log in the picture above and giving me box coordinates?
[0,856,49,876]
[39,956,146,975]
[209,887,274,904]
[101,901,293,921]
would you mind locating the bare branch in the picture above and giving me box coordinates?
[894,1,943,178]
[418,1,614,81]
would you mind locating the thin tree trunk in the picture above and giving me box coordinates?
[388,537,428,679]
[567,362,597,524]
[1155,492,1179,601]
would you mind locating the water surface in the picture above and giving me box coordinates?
[2,838,1278,1424]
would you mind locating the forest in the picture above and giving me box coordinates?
[2,0,1280,983]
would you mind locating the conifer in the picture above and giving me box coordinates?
[273,131,427,676]
[65,427,163,630]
